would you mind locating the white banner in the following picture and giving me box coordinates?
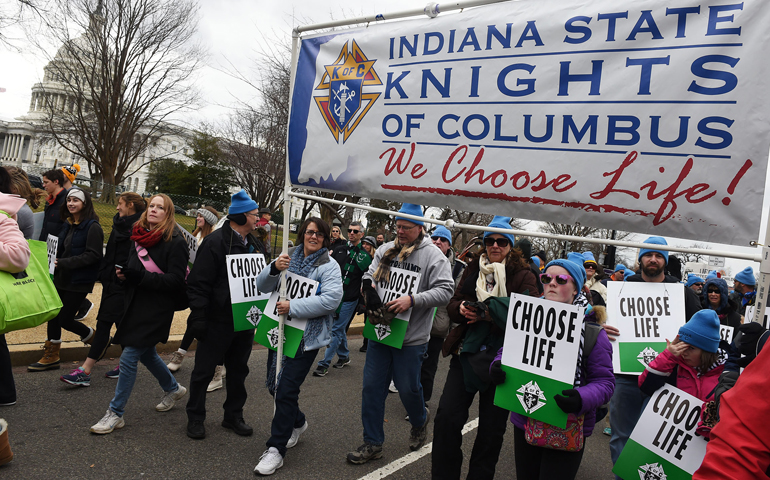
[288,0,770,245]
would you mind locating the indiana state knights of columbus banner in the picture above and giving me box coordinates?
[614,385,708,480]
[363,266,421,349]
[226,254,269,332]
[494,294,582,429]
[288,0,770,246]
[255,272,319,358]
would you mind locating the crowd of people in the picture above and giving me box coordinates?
[1,167,769,478]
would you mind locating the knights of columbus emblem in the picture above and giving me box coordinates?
[637,347,659,367]
[374,323,391,341]
[638,462,667,480]
[516,380,546,414]
[246,305,262,328]
[267,326,285,349]
[314,40,382,143]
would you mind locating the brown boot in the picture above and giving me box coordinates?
[0,419,12,466]
[27,340,61,371]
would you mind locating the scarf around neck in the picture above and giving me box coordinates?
[131,222,164,248]
[475,254,508,302]
[373,233,423,283]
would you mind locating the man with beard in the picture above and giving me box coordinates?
[603,236,701,479]
[687,275,705,296]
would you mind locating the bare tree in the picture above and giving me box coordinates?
[677,242,711,264]
[530,223,632,267]
[1,0,47,49]
[30,0,203,201]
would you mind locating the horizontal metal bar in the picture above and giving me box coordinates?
[288,190,762,263]
[294,0,511,34]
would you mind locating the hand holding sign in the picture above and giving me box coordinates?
[276,300,290,315]
[386,295,412,314]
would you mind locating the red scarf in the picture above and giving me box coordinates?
[131,223,164,248]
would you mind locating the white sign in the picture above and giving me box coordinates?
[501,295,582,382]
[177,223,198,266]
[46,234,58,275]
[263,272,320,331]
[374,266,421,323]
[226,254,267,303]
[288,0,770,246]
[708,256,725,267]
[744,305,768,328]
[720,324,734,344]
[607,282,687,374]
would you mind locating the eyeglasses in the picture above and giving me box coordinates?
[431,236,448,243]
[245,212,259,218]
[692,282,704,287]
[304,230,325,238]
[396,224,417,232]
[348,229,361,234]
[332,229,340,233]
[483,237,510,248]
[707,288,721,294]
[540,273,573,286]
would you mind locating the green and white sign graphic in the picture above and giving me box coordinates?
[607,282,686,375]
[255,272,318,358]
[226,254,268,332]
[46,234,58,277]
[177,223,198,268]
[494,295,582,429]
[614,386,708,480]
[363,266,421,349]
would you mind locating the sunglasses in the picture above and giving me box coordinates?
[540,273,573,286]
[707,289,721,294]
[431,236,448,243]
[692,282,704,287]
[483,237,510,248]
[348,229,361,234]
[584,264,596,270]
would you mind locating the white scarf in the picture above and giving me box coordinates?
[475,253,508,302]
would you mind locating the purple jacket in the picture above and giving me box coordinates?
[493,326,615,437]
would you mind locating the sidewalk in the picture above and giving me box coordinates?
[6,283,366,366]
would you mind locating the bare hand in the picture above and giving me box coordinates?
[386,295,412,314]
[275,254,290,272]
[54,259,59,267]
[116,267,126,281]
[603,324,620,342]
[459,302,479,322]
[666,336,687,357]
[276,300,290,316]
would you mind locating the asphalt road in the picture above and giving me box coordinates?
[2,336,616,479]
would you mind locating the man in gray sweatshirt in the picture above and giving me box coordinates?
[347,203,454,465]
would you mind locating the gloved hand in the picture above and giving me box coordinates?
[554,389,583,414]
[737,322,769,358]
[490,360,506,385]
[362,279,382,311]
[120,266,144,285]
[187,311,208,342]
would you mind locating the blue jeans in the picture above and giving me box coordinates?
[609,375,650,479]
[109,346,179,417]
[361,340,428,445]
[318,300,357,368]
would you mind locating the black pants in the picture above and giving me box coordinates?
[266,348,318,456]
[179,328,195,352]
[513,426,585,480]
[185,322,254,423]
[420,335,445,403]
[432,355,510,480]
[86,318,116,361]
[47,289,91,341]
[0,335,15,404]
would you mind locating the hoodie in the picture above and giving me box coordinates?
[701,278,741,330]
[364,236,454,346]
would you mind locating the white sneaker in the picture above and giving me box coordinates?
[287,420,308,448]
[207,365,224,392]
[389,380,398,393]
[167,351,184,372]
[156,385,187,412]
[254,447,283,475]
[90,409,125,434]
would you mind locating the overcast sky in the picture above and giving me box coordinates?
[0,0,767,277]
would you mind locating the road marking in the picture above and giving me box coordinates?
[356,417,480,480]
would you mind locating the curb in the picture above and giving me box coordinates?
[10,324,365,367]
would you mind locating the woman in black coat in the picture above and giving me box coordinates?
[60,192,146,386]
[702,277,741,330]
[90,194,189,435]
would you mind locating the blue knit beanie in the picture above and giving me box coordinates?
[638,236,669,264]
[734,266,756,286]
[615,263,627,272]
[531,256,541,269]
[545,257,586,292]
[624,268,635,280]
[706,270,718,280]
[678,309,721,353]
[686,275,705,287]
[229,189,258,214]
[483,216,515,246]
[395,203,424,226]
[431,225,452,246]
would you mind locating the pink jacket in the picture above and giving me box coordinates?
[0,193,31,273]
[639,348,723,438]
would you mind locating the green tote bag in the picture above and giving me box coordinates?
[0,239,63,334]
